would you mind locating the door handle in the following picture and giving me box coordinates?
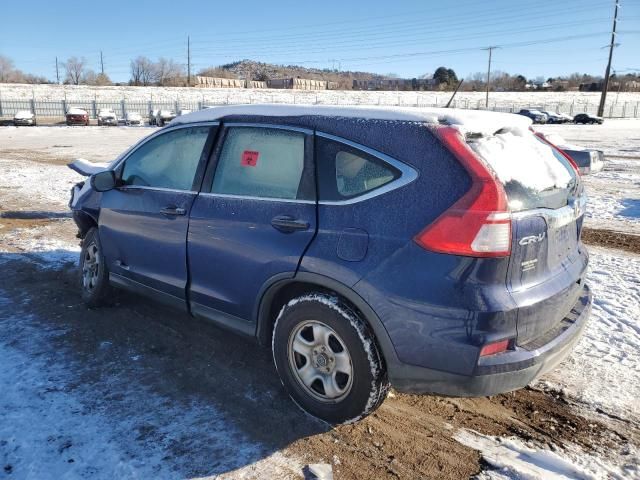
[160,206,186,216]
[271,215,310,233]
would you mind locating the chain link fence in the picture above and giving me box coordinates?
[0,95,638,121]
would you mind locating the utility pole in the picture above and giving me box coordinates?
[187,35,191,87]
[55,56,60,84]
[100,51,104,75]
[598,0,620,117]
[483,46,497,108]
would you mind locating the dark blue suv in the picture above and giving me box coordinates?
[69,105,592,424]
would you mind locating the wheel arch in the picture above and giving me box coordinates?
[73,209,98,239]
[255,272,400,368]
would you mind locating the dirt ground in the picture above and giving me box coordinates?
[1,234,636,479]
[582,227,640,254]
[1,126,639,479]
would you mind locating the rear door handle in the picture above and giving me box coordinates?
[160,206,186,216]
[271,215,310,233]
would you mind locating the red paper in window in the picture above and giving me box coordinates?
[241,150,259,167]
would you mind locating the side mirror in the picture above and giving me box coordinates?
[91,170,116,192]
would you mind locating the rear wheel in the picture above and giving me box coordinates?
[272,293,389,424]
[80,227,111,307]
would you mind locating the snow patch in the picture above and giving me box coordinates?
[454,429,634,480]
[469,130,573,192]
[0,290,304,479]
[541,247,640,422]
[0,226,80,269]
[66,107,87,115]
[173,103,532,136]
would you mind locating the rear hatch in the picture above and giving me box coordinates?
[468,128,586,345]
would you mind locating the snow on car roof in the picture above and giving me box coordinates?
[14,110,33,118]
[67,107,87,115]
[172,104,532,134]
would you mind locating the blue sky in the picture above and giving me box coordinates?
[2,0,639,82]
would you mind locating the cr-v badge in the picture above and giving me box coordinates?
[519,232,546,246]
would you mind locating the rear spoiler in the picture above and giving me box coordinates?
[68,158,110,177]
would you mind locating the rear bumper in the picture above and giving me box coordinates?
[390,284,592,396]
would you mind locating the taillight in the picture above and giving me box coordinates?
[414,126,511,257]
[534,132,581,177]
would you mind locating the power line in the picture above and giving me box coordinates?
[191,18,612,60]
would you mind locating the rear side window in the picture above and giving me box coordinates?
[212,127,308,200]
[317,136,399,201]
[121,126,210,190]
[468,130,576,212]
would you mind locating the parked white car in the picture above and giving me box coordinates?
[13,110,36,126]
[178,109,192,116]
[97,109,118,126]
[125,112,143,126]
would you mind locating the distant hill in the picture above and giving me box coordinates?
[197,59,394,90]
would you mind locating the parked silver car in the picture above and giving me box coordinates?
[97,109,118,126]
[13,110,36,126]
[125,112,143,126]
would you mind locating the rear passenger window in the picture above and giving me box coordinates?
[212,127,307,200]
[317,136,399,201]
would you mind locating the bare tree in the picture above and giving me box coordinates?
[63,56,87,85]
[0,55,15,82]
[155,57,184,86]
[130,56,156,86]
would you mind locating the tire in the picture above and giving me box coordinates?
[272,293,389,424]
[79,227,111,307]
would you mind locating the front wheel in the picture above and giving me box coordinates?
[80,227,111,307]
[272,294,389,424]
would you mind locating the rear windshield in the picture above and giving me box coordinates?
[468,130,576,212]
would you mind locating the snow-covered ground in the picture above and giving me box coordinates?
[0,285,302,479]
[456,428,637,480]
[1,83,639,116]
[537,119,640,235]
[542,247,640,421]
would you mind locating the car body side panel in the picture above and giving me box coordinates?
[99,187,196,299]
[354,243,516,376]
[188,195,317,322]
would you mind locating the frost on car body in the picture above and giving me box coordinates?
[68,105,592,423]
